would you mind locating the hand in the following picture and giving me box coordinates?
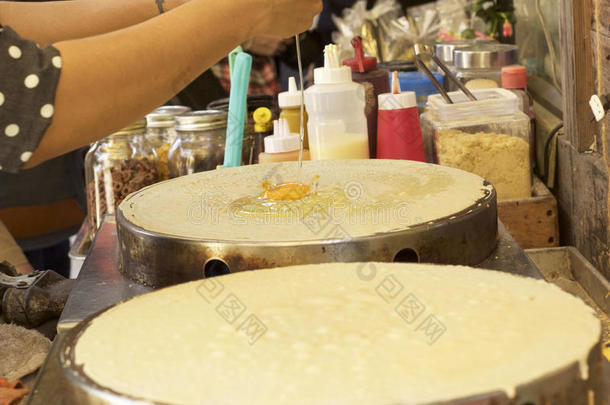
[15,261,35,275]
[250,0,322,38]
[243,36,289,56]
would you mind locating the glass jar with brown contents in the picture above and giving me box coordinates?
[169,110,252,177]
[85,120,159,232]
[146,105,191,181]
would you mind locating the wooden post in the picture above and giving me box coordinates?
[559,0,596,151]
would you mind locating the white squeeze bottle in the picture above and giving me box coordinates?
[258,118,310,163]
[304,44,369,160]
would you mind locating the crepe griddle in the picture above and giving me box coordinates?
[117,160,498,287]
[58,263,604,405]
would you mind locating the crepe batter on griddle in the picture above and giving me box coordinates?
[73,263,601,404]
[119,160,493,242]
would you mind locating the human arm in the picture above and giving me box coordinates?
[243,36,290,57]
[18,0,321,168]
[0,0,188,45]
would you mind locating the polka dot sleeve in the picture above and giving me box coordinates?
[0,25,61,173]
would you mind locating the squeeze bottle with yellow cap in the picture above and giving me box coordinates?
[304,44,369,160]
[258,119,310,163]
[279,77,309,149]
[252,107,273,164]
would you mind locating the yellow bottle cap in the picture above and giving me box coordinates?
[253,107,273,132]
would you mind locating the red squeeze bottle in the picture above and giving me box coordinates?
[377,72,425,161]
[343,37,390,159]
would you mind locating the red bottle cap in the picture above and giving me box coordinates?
[502,65,527,89]
[343,37,378,73]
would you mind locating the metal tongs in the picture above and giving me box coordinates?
[413,44,477,104]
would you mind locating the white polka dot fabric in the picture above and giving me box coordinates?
[0,25,61,172]
[24,73,40,88]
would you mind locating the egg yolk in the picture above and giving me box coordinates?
[259,182,311,201]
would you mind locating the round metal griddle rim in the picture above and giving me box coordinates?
[117,186,496,248]
[59,305,175,405]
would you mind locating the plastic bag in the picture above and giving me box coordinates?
[332,0,430,63]
[437,0,472,36]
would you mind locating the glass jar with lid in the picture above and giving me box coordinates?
[451,44,518,90]
[146,105,191,181]
[85,120,159,231]
[168,110,251,178]
[434,40,496,68]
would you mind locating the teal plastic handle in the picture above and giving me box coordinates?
[228,46,243,79]
[223,52,252,168]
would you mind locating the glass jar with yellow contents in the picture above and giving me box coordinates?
[146,105,191,181]
[85,120,159,232]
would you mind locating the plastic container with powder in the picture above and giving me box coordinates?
[421,89,531,200]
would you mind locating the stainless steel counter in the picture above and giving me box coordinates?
[57,218,152,334]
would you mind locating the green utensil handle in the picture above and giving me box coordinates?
[223,52,252,168]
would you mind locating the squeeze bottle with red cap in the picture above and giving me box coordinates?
[502,65,535,165]
[343,37,389,158]
[377,72,425,162]
[304,44,369,160]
